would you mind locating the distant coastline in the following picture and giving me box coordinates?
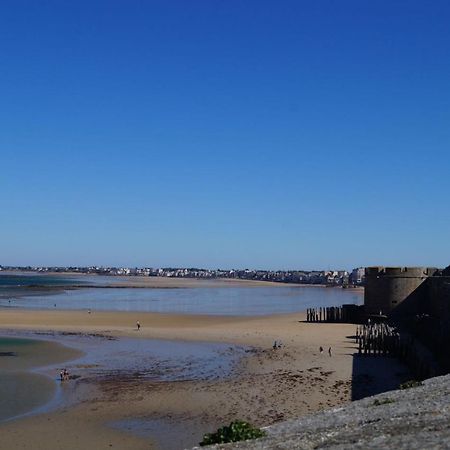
[0,270,364,292]
[0,265,366,288]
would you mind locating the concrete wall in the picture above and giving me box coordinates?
[364,267,438,316]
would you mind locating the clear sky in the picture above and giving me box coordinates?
[1,1,450,270]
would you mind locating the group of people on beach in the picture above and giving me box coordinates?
[59,368,70,381]
[319,346,333,357]
[272,340,283,349]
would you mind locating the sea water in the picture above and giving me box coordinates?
[1,285,362,315]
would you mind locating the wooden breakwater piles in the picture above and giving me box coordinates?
[355,323,400,356]
[306,304,442,379]
[306,304,363,323]
[355,323,441,379]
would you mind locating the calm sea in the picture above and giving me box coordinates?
[0,273,80,287]
[0,273,86,300]
[0,274,363,315]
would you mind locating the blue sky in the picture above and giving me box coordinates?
[1,1,450,270]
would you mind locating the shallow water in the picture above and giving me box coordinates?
[32,332,246,382]
[0,273,86,299]
[0,273,80,287]
[1,286,362,315]
[0,332,247,424]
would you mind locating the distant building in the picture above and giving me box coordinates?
[350,267,365,285]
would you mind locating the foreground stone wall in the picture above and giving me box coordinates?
[430,275,450,322]
[204,374,450,449]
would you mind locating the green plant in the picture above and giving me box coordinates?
[399,380,423,390]
[372,398,394,406]
[199,421,266,446]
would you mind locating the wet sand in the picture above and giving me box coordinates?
[0,337,83,422]
[0,309,410,450]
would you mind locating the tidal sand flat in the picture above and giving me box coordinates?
[0,330,248,449]
[0,337,82,422]
[0,308,411,450]
[13,331,247,382]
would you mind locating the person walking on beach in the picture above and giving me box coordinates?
[136,320,141,331]
[328,346,332,357]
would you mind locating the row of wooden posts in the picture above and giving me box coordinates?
[305,305,440,379]
[306,306,345,323]
[355,323,401,356]
[355,323,438,379]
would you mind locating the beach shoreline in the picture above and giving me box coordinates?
[0,308,410,450]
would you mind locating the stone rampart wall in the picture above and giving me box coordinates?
[364,267,437,316]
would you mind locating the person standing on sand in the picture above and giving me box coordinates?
[328,346,332,357]
[319,346,324,354]
[136,320,141,331]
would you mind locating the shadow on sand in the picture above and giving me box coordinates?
[351,344,412,400]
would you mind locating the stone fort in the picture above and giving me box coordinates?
[364,266,450,320]
[364,266,450,368]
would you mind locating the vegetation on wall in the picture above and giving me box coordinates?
[199,421,266,446]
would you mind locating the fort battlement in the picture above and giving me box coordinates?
[365,267,438,278]
[364,267,439,316]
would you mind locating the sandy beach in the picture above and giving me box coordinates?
[0,308,410,450]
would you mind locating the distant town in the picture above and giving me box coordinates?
[0,265,366,287]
